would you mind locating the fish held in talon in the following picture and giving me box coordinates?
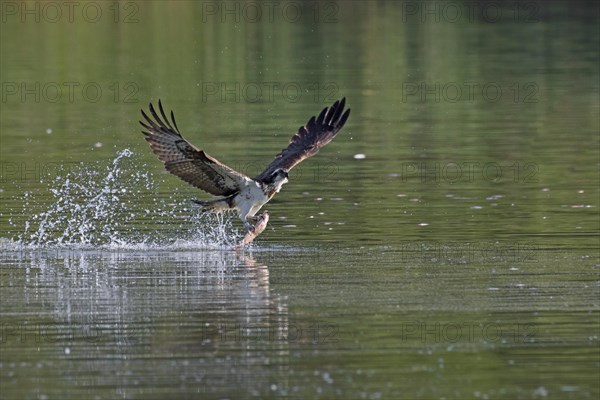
[236,211,270,248]
[139,98,350,244]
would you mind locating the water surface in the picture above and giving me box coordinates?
[1,1,598,399]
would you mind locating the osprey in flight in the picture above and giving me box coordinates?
[140,98,350,242]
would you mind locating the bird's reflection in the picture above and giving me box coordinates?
[11,247,290,395]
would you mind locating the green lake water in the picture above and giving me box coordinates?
[1,1,598,399]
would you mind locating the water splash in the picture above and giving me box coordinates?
[6,149,241,249]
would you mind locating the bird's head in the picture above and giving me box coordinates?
[265,168,289,193]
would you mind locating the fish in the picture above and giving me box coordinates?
[235,211,269,248]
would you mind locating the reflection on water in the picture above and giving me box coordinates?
[1,249,292,399]
[1,246,598,399]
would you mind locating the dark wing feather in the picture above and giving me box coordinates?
[255,98,350,182]
[140,100,248,196]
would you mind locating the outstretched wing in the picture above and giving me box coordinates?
[140,100,248,196]
[255,98,350,182]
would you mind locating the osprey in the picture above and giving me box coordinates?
[140,98,350,242]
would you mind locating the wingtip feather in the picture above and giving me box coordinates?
[338,108,350,128]
[171,110,180,132]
